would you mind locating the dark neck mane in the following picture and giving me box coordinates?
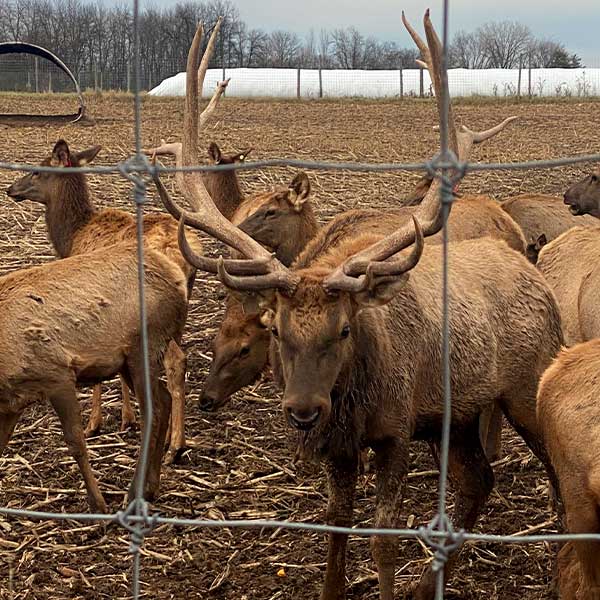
[46,175,96,257]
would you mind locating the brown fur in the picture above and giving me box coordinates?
[199,172,318,409]
[232,172,318,266]
[538,339,600,599]
[202,142,250,220]
[537,226,600,345]
[6,140,201,460]
[564,169,600,219]
[0,243,188,511]
[501,194,597,263]
[203,193,525,418]
[242,209,563,599]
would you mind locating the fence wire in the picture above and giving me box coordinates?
[1,1,600,599]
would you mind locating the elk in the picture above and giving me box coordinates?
[563,168,600,218]
[537,338,600,599]
[154,10,563,599]
[0,242,188,511]
[202,141,251,220]
[5,21,226,464]
[536,226,600,345]
[500,193,597,263]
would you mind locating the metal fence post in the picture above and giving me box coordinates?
[528,53,532,98]
[318,68,323,98]
[297,68,301,99]
[419,67,424,98]
[399,65,404,98]
[517,57,522,99]
[34,56,39,93]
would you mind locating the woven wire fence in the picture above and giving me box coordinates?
[2,1,600,599]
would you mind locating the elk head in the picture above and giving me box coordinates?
[235,172,314,265]
[153,10,517,433]
[564,168,600,218]
[199,297,270,411]
[207,142,252,166]
[6,140,101,205]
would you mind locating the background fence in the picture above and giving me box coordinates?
[2,1,600,600]
[2,50,600,97]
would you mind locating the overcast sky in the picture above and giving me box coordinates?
[227,0,599,66]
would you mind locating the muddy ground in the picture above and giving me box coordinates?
[0,92,598,599]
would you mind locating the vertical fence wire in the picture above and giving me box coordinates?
[4,1,600,599]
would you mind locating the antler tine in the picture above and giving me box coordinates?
[198,17,223,98]
[324,216,425,292]
[176,218,274,276]
[199,78,230,127]
[461,116,519,144]
[401,11,431,67]
[217,258,299,292]
[183,22,204,171]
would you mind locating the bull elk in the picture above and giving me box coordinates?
[153,9,563,599]
[5,20,227,464]
[0,242,188,511]
[500,193,597,263]
[537,338,600,599]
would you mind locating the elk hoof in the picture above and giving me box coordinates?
[164,445,187,465]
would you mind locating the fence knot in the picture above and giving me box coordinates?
[116,497,159,555]
[118,154,154,205]
[418,514,465,572]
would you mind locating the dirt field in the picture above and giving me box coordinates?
[0,92,598,599]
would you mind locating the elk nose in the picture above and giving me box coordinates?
[198,391,218,412]
[286,407,321,431]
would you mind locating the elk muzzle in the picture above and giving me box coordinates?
[283,393,331,432]
[563,189,582,215]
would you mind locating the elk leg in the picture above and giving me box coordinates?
[501,389,563,517]
[0,411,22,455]
[84,384,103,437]
[321,457,359,600]
[49,386,107,513]
[127,361,171,502]
[414,423,493,600]
[163,341,187,465]
[563,480,600,599]
[371,438,409,600]
[119,375,137,432]
[478,404,503,462]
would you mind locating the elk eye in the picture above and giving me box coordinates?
[340,324,351,339]
[239,345,250,358]
[592,174,598,183]
[271,326,279,338]
[265,208,276,218]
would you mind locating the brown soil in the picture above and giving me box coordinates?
[1,92,597,599]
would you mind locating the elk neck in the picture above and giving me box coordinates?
[46,174,96,258]
[202,169,244,221]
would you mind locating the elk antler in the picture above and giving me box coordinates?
[152,20,298,293]
[402,10,517,223]
[324,10,517,294]
[146,17,229,211]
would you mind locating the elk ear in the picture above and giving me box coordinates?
[259,308,275,328]
[234,147,253,163]
[351,275,410,313]
[286,172,311,212]
[73,145,102,166]
[535,233,547,251]
[51,140,71,167]
[208,142,222,164]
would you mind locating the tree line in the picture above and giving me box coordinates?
[0,0,583,92]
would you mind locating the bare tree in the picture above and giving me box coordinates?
[265,30,300,68]
[478,21,532,68]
